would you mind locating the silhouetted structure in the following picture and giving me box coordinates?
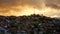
[0,14,60,34]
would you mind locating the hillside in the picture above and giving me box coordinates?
[0,14,60,34]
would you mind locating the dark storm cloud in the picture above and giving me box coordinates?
[0,0,60,9]
[46,0,60,9]
[0,0,19,8]
[0,0,39,7]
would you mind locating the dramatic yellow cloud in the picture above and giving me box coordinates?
[0,0,60,17]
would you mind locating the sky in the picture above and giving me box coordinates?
[0,0,60,17]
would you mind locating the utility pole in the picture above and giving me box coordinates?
[34,7,35,14]
[32,0,35,14]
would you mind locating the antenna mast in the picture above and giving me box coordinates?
[34,7,35,14]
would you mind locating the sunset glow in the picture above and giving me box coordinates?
[0,6,60,17]
[0,0,60,17]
